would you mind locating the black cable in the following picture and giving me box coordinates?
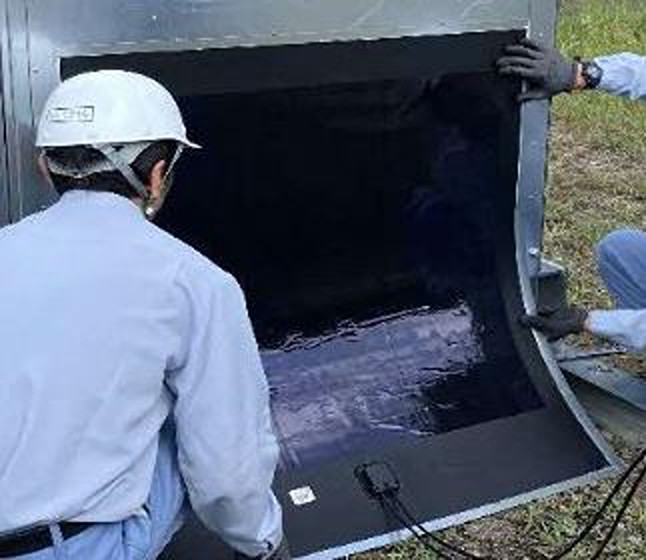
[549,448,646,559]
[392,496,485,560]
[380,495,458,560]
[389,496,479,559]
[358,449,646,560]
[587,462,646,560]
[387,449,646,560]
[355,462,482,559]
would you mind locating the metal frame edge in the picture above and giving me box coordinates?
[2,0,34,222]
[517,0,618,468]
[0,0,11,225]
[299,465,617,559]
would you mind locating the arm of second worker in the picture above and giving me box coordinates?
[594,53,646,100]
[587,309,646,352]
[166,258,283,558]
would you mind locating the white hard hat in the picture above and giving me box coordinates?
[37,70,199,198]
[36,70,200,149]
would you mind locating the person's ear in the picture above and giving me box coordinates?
[37,153,54,187]
[143,159,170,220]
[148,159,168,200]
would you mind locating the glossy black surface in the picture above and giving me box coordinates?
[159,73,543,471]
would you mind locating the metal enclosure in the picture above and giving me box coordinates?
[0,2,617,559]
[1,0,552,274]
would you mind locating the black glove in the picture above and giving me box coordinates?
[234,538,292,560]
[497,38,578,101]
[521,306,588,342]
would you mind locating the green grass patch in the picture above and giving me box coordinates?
[555,0,646,157]
[545,0,646,307]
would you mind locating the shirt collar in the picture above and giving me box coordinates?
[57,190,145,220]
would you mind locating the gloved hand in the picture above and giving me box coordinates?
[234,538,292,560]
[497,38,578,101]
[521,306,588,342]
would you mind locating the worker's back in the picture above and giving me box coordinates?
[0,68,284,560]
[0,189,215,533]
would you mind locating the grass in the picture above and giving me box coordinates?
[354,0,646,558]
[548,0,646,307]
[556,0,646,159]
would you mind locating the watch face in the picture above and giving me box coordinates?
[584,62,603,88]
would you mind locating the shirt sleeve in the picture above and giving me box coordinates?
[594,53,646,100]
[166,258,283,558]
[587,309,646,352]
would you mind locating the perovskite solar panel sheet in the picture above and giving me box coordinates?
[63,32,616,559]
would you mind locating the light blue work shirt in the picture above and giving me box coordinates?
[0,190,282,557]
[596,52,646,100]
[583,54,646,351]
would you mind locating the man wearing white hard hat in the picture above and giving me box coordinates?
[0,70,289,560]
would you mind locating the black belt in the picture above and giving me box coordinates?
[0,522,93,558]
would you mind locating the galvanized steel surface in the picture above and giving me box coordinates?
[27,0,531,53]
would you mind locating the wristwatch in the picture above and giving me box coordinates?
[578,59,604,89]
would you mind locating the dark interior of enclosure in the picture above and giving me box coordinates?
[153,73,542,470]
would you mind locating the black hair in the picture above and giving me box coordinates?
[46,140,179,198]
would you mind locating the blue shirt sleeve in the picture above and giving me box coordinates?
[587,309,646,352]
[595,53,646,100]
[167,258,283,558]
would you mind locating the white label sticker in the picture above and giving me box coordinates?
[289,486,317,506]
[48,106,95,123]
